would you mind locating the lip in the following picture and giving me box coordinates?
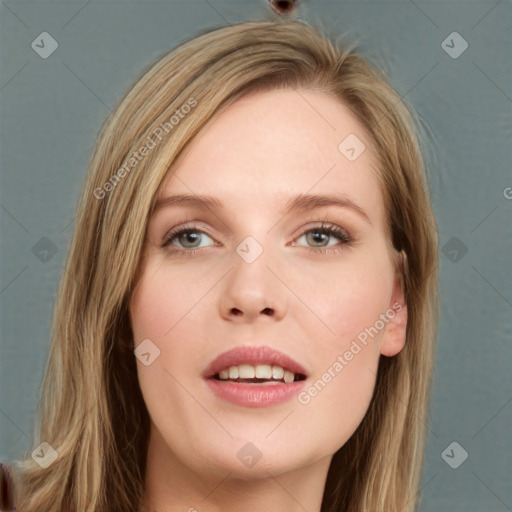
[202,345,309,379]
[203,345,309,408]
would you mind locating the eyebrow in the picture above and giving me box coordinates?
[153,192,371,224]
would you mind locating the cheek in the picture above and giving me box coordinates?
[129,262,214,392]
[130,281,168,342]
[293,248,394,355]
[291,250,392,444]
[297,354,378,454]
[130,260,208,342]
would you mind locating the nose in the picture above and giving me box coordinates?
[218,244,288,323]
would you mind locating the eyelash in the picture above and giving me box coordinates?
[161,221,353,257]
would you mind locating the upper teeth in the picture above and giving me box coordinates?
[218,364,295,383]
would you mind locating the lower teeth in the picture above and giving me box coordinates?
[245,381,281,385]
[224,379,285,384]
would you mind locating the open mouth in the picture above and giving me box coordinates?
[213,363,307,384]
[204,346,308,406]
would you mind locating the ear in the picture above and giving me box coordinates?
[380,251,408,357]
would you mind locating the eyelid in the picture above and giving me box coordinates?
[161,221,216,246]
[293,214,354,239]
[292,218,350,237]
[291,221,352,247]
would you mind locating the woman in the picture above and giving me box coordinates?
[5,18,438,512]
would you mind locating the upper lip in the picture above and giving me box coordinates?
[203,345,309,379]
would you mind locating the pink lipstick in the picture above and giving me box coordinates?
[203,345,308,408]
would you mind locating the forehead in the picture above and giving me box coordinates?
[159,89,385,227]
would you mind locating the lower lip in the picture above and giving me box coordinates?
[205,378,306,408]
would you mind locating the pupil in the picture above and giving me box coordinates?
[308,230,327,246]
[181,232,200,247]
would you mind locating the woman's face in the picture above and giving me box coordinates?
[130,88,407,481]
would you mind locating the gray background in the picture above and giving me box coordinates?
[1,1,511,511]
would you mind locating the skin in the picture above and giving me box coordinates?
[130,88,407,512]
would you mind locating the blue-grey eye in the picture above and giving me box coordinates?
[164,229,214,249]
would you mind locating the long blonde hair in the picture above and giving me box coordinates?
[9,18,439,512]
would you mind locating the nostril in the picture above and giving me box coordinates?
[261,307,274,315]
